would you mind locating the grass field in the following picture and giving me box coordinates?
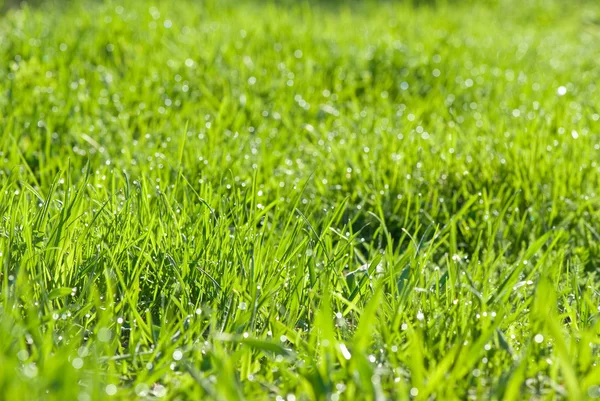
[1,0,600,399]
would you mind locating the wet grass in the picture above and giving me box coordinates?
[1,0,600,399]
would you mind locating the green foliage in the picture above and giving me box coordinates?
[1,0,600,399]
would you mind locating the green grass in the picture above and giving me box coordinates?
[1,0,600,399]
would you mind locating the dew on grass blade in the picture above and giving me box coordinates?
[72,358,84,369]
[78,393,91,401]
[105,385,117,396]
[17,350,29,361]
[152,384,167,397]
[97,328,112,342]
[23,363,38,378]
[135,384,150,396]
[588,385,600,399]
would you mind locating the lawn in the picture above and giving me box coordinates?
[1,0,600,399]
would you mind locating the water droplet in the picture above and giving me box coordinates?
[17,350,29,361]
[339,344,351,360]
[72,358,84,369]
[23,363,38,378]
[97,328,112,342]
[105,384,117,396]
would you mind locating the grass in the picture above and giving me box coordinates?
[1,0,600,399]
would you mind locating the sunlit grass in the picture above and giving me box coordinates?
[1,0,600,399]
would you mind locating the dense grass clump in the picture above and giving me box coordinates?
[1,0,600,399]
